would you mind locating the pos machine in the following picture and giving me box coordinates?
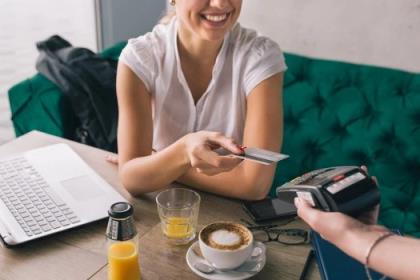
[276,166,380,216]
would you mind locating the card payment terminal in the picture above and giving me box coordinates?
[276,166,380,216]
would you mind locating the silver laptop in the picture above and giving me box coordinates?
[0,143,127,246]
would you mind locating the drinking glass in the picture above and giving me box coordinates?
[156,188,200,245]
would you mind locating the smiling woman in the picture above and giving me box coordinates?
[114,0,287,200]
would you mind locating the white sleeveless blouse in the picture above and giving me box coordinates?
[119,18,287,151]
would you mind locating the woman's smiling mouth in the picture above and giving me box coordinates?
[200,12,231,27]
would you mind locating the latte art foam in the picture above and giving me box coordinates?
[210,229,241,247]
[200,222,252,250]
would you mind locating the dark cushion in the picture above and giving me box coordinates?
[271,54,420,237]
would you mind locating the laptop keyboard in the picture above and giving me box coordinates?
[0,157,81,237]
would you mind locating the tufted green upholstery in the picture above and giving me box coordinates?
[271,54,420,237]
[8,43,420,236]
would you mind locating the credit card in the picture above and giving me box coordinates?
[216,147,289,165]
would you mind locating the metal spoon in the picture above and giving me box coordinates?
[193,261,217,274]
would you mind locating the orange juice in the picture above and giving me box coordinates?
[164,216,193,239]
[108,241,140,280]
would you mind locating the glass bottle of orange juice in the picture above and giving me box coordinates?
[106,202,140,280]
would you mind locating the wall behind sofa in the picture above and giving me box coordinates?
[96,0,166,50]
[240,0,420,72]
[0,0,97,144]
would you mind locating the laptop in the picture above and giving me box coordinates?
[0,143,127,246]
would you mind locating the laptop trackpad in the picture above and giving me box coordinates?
[60,175,105,201]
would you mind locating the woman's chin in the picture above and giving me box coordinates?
[198,24,231,41]
[199,31,226,42]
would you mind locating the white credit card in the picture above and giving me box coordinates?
[216,147,289,165]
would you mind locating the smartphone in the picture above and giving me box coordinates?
[242,198,297,223]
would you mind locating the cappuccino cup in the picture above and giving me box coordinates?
[198,222,254,270]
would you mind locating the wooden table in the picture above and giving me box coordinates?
[0,131,321,280]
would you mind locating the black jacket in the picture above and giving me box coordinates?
[36,35,118,152]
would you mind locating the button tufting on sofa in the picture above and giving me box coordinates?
[272,53,420,237]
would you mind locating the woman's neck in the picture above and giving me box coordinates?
[177,26,224,66]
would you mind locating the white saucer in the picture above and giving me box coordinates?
[186,241,266,280]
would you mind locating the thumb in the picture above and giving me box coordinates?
[209,133,242,154]
[294,196,313,209]
[295,197,323,228]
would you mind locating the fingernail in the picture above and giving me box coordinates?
[294,197,300,206]
[238,145,247,151]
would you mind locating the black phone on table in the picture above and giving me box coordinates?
[242,197,297,223]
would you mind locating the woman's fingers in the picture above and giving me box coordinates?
[203,133,243,169]
[192,150,242,173]
[207,132,242,154]
[185,131,245,175]
[106,154,119,165]
[358,165,379,224]
[360,165,379,185]
[360,166,379,185]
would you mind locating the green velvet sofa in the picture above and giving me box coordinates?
[8,43,420,237]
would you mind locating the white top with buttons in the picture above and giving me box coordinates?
[119,17,287,151]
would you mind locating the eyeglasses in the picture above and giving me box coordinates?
[252,228,309,245]
[241,219,309,245]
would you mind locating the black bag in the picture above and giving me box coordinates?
[35,35,118,152]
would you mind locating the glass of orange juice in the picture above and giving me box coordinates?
[156,188,200,245]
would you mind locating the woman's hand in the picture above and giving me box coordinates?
[296,197,385,242]
[294,166,389,261]
[106,131,243,177]
[107,131,244,175]
[295,197,391,263]
[295,173,420,280]
[182,131,243,176]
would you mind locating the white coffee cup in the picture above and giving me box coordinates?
[198,222,254,270]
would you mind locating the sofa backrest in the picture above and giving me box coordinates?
[272,53,420,236]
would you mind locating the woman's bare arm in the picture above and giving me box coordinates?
[178,73,284,200]
[295,198,420,280]
[116,63,242,195]
[116,63,190,194]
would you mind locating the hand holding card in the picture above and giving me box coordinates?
[216,147,289,165]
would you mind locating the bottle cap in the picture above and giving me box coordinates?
[106,202,137,241]
[108,202,133,219]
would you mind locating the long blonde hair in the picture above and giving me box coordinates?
[159,8,176,25]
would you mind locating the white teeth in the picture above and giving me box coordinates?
[204,14,228,22]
